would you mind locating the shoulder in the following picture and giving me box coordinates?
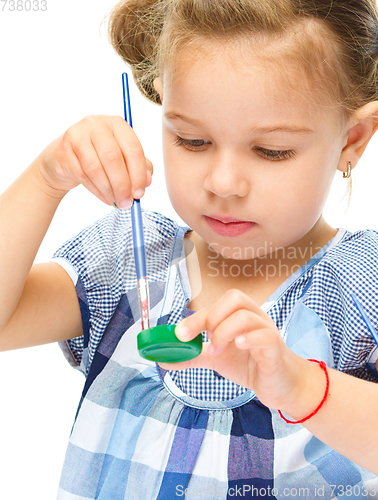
[323,228,378,263]
[313,228,378,285]
[142,209,183,238]
[54,208,185,259]
[77,207,182,240]
[52,208,189,295]
[302,228,378,322]
[306,228,378,301]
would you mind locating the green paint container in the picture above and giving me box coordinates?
[137,324,202,363]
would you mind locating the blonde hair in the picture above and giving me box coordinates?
[108,0,378,116]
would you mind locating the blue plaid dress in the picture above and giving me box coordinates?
[52,209,378,499]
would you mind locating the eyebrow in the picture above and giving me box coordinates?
[164,112,315,134]
[164,112,202,127]
[251,125,315,135]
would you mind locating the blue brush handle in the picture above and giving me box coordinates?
[122,73,133,128]
[131,199,147,280]
[122,72,147,281]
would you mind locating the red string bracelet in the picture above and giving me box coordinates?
[278,359,329,425]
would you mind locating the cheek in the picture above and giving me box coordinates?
[163,152,197,214]
[164,153,193,193]
[259,161,333,226]
[163,134,204,194]
[282,151,337,204]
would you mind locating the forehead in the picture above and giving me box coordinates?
[162,39,343,132]
[160,15,349,124]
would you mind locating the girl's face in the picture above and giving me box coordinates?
[158,42,347,261]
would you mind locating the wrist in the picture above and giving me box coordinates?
[31,158,70,202]
[278,357,328,423]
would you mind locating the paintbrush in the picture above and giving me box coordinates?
[122,72,150,330]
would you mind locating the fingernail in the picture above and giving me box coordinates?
[208,343,216,355]
[119,199,133,210]
[235,335,246,346]
[175,325,190,339]
[133,189,145,199]
[207,330,213,340]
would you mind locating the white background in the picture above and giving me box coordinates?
[0,1,378,498]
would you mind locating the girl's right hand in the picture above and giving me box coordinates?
[36,115,153,208]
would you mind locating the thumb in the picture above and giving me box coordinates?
[174,307,210,342]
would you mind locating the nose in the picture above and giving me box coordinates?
[203,149,249,198]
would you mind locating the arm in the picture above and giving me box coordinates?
[0,164,81,349]
[161,289,378,474]
[0,115,152,350]
[283,360,378,473]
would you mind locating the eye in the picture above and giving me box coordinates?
[254,147,296,161]
[173,136,211,151]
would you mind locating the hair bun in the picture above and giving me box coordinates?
[108,0,163,104]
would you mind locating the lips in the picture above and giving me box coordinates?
[204,215,256,237]
[210,215,245,223]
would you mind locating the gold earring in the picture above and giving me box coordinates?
[343,161,352,179]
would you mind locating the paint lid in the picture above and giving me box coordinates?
[137,324,203,363]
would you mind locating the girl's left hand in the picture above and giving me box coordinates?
[160,289,308,411]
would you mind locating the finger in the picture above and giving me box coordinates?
[56,135,113,205]
[112,117,149,199]
[235,328,285,369]
[90,126,134,208]
[206,289,272,330]
[234,327,277,350]
[71,138,116,206]
[209,309,266,356]
[175,289,263,342]
[175,306,211,342]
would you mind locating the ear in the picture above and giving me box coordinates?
[153,77,164,103]
[338,102,378,175]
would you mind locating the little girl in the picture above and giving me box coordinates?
[2,0,378,498]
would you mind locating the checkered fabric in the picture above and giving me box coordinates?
[53,209,378,499]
